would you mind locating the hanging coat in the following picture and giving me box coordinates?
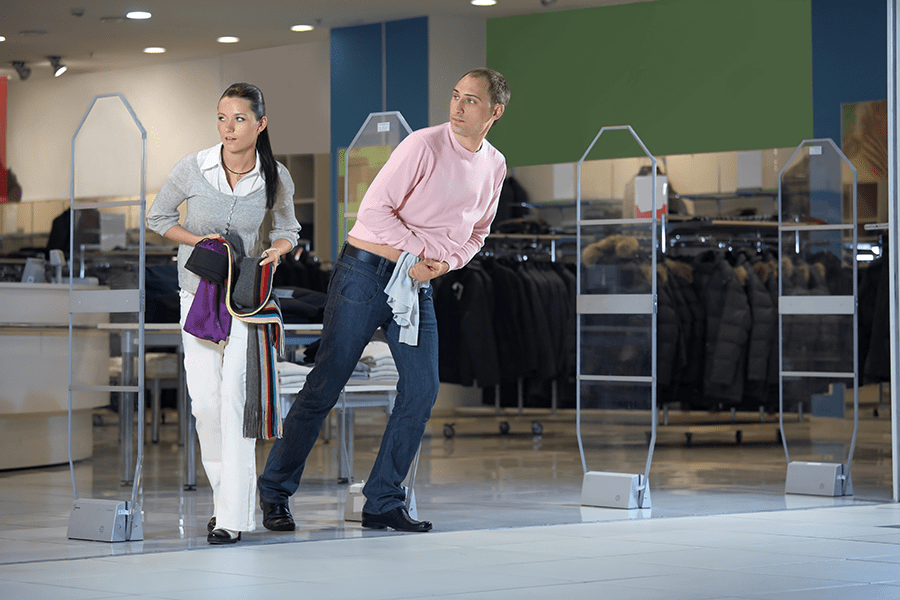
[692,250,752,407]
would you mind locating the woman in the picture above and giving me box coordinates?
[147,83,300,544]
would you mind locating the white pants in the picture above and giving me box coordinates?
[179,290,257,532]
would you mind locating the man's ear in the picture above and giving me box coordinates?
[492,103,505,121]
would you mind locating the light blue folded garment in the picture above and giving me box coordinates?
[384,251,431,346]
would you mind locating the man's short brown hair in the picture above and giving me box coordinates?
[464,68,510,108]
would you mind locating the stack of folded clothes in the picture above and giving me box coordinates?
[359,341,398,380]
[276,360,313,390]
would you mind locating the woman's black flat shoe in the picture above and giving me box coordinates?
[207,528,241,545]
[207,517,216,533]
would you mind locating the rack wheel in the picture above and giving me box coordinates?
[443,423,455,439]
[499,421,510,435]
[684,432,693,446]
[531,421,543,436]
[735,430,743,444]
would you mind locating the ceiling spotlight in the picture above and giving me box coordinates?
[291,24,314,32]
[143,47,166,54]
[12,61,31,81]
[0,36,6,42]
[471,0,497,5]
[126,11,151,19]
[48,56,67,77]
[540,0,557,5]
[217,36,240,44]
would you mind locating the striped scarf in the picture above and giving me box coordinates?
[223,241,285,439]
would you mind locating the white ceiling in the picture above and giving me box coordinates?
[0,0,653,82]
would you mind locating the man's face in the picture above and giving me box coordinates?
[449,75,504,143]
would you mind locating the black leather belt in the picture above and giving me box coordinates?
[341,243,396,267]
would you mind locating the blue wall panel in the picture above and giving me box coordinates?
[811,0,887,145]
[331,24,383,152]
[329,19,429,258]
[386,17,429,132]
[330,23,385,259]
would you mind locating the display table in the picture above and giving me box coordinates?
[0,282,109,470]
[101,322,324,488]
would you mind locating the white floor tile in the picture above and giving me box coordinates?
[748,583,900,600]
[736,557,900,584]
[0,408,897,598]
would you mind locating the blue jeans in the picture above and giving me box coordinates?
[258,248,438,515]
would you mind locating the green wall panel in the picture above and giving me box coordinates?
[487,0,813,167]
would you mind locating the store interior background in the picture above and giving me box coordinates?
[0,0,897,558]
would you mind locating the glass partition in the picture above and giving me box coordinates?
[516,136,886,505]
[339,112,413,245]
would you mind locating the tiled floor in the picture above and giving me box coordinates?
[0,389,897,599]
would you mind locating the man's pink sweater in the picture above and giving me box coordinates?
[348,122,506,271]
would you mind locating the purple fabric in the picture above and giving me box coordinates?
[184,239,232,342]
[184,279,231,342]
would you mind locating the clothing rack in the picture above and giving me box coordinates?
[650,217,801,445]
[482,232,574,263]
[438,236,576,437]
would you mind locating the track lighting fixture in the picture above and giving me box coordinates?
[12,61,31,81]
[48,56,67,77]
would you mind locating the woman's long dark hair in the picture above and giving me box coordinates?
[220,83,279,209]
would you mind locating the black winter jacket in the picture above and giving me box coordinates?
[692,250,752,406]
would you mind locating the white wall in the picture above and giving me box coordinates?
[7,16,485,202]
[7,42,330,202]
[222,43,331,156]
[428,15,487,127]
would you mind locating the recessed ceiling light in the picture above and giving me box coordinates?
[144,47,166,54]
[471,0,497,5]
[291,25,314,32]
[0,36,6,42]
[126,11,151,20]
[217,36,240,44]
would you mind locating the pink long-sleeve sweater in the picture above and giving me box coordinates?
[348,122,506,271]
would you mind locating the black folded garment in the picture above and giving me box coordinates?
[185,234,244,287]
[185,241,228,286]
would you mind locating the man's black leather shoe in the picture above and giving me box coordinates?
[361,506,432,532]
[260,500,295,531]
[207,528,241,545]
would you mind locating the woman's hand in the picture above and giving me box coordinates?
[259,247,280,267]
[196,233,224,245]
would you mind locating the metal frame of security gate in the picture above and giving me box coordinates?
[576,125,658,509]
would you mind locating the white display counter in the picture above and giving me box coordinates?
[0,282,109,469]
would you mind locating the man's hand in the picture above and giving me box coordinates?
[409,259,449,282]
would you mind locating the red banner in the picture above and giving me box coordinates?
[0,76,6,202]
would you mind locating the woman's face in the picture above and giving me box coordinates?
[217,96,267,155]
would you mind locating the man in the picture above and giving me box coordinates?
[257,68,510,532]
